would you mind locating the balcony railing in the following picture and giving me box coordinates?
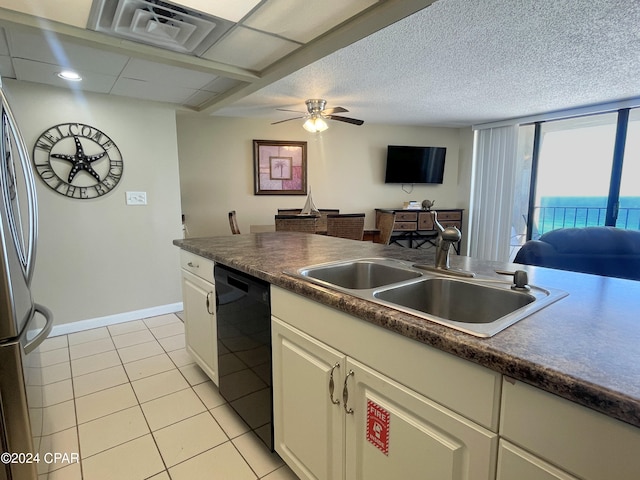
[533,206,640,235]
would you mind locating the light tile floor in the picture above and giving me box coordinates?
[32,313,299,480]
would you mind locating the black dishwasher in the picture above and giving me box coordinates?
[214,264,273,450]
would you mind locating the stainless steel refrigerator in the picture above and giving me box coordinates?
[0,81,54,480]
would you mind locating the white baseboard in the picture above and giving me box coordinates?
[49,302,184,337]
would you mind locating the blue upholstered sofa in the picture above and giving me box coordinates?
[513,227,640,281]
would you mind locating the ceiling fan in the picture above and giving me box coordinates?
[271,99,364,132]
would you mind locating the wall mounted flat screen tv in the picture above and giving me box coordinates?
[384,145,446,184]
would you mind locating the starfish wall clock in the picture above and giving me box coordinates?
[32,123,123,199]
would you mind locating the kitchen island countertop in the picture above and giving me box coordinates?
[174,232,640,428]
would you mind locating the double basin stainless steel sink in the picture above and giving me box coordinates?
[291,258,567,337]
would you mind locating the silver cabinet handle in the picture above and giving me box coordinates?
[343,369,354,414]
[329,362,340,405]
[187,261,199,268]
[206,291,214,315]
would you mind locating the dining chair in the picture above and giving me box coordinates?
[326,213,365,240]
[374,209,396,245]
[274,215,318,233]
[277,208,302,215]
[317,209,340,232]
[278,208,339,232]
[228,210,241,234]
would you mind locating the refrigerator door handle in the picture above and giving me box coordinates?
[23,303,53,354]
[0,87,39,284]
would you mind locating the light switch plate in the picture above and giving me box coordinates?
[126,191,147,205]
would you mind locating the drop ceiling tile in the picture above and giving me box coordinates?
[0,28,9,55]
[0,0,92,29]
[244,0,378,43]
[183,89,217,108]
[0,55,15,79]
[111,77,198,104]
[201,76,243,93]
[173,0,262,22]
[7,29,129,76]
[120,58,218,89]
[201,26,299,71]
[12,58,117,93]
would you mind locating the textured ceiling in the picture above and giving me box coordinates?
[0,0,639,127]
[217,0,640,127]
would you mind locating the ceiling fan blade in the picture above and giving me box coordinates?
[322,106,348,115]
[271,116,305,125]
[276,108,306,113]
[328,115,364,126]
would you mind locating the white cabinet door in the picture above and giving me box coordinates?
[345,357,498,480]
[273,317,498,480]
[181,269,218,385]
[272,317,346,480]
[500,378,640,480]
[497,440,579,480]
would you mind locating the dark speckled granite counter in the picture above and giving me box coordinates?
[174,232,640,429]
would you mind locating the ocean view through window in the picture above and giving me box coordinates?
[536,196,640,234]
[509,108,640,260]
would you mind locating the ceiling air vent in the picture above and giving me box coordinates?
[88,0,234,56]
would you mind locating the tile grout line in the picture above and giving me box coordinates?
[142,314,263,478]
[69,318,161,475]
[109,320,166,477]
[65,331,85,480]
[72,316,177,478]
[46,314,287,480]
[108,313,204,479]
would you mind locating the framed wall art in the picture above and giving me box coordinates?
[253,140,307,195]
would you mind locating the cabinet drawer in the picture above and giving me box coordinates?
[418,212,435,230]
[395,211,418,221]
[394,221,417,231]
[497,440,579,480]
[417,211,462,230]
[500,378,640,480]
[180,250,214,283]
[442,221,462,230]
[436,211,462,221]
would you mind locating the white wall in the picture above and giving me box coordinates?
[176,114,470,238]
[4,80,183,328]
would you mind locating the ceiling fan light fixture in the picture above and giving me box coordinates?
[273,98,362,130]
[303,115,328,133]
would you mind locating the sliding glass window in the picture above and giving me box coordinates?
[512,107,640,255]
[619,109,640,229]
[533,113,618,235]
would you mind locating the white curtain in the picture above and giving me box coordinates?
[469,125,519,262]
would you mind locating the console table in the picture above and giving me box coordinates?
[375,208,464,251]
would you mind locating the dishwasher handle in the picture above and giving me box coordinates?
[227,275,249,293]
[215,265,270,306]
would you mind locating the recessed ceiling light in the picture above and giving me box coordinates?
[57,70,82,81]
